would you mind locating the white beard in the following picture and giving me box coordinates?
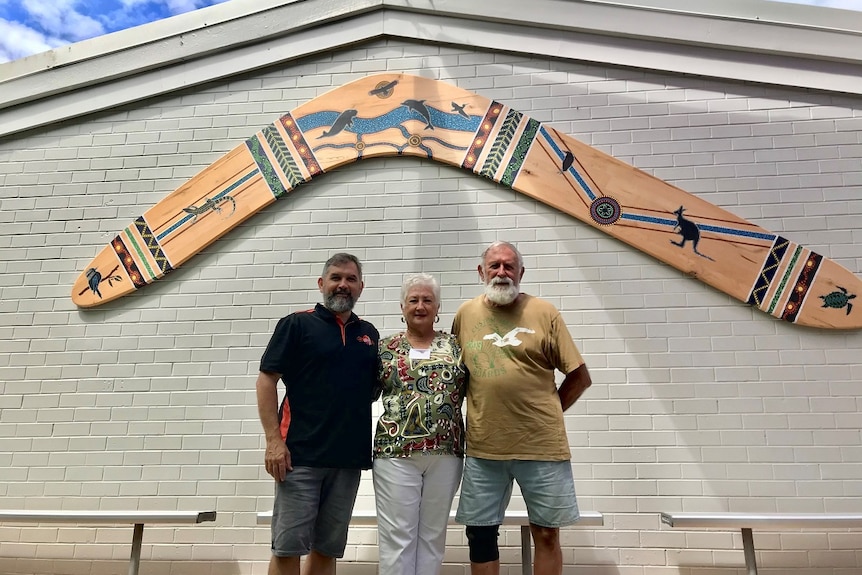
[484,277,519,306]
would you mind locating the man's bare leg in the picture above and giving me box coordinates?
[303,550,336,575]
[269,555,300,575]
[530,524,562,575]
[470,559,500,575]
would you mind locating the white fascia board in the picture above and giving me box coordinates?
[0,0,338,82]
[0,0,384,107]
[382,0,862,62]
[380,11,862,94]
[0,12,386,138]
[582,0,862,34]
[4,0,862,109]
[3,2,862,137]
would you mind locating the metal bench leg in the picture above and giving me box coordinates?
[520,525,533,575]
[128,523,144,575]
[741,528,757,575]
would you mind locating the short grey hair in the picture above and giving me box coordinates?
[400,273,441,305]
[322,253,363,279]
[481,241,524,271]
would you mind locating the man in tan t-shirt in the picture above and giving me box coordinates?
[452,241,592,575]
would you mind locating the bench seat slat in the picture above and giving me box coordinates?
[0,509,216,575]
[0,510,216,524]
[661,512,862,529]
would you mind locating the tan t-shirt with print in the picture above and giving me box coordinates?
[452,293,585,461]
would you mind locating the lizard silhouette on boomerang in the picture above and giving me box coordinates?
[71,74,862,330]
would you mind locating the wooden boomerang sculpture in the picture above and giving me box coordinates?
[72,73,862,329]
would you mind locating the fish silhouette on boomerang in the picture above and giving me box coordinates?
[71,73,862,329]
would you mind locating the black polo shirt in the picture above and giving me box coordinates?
[260,303,380,469]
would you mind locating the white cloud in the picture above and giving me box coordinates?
[0,0,232,63]
[165,0,217,14]
[0,17,63,63]
[103,0,232,38]
[120,0,229,16]
[18,0,105,41]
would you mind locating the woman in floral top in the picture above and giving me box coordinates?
[373,273,467,575]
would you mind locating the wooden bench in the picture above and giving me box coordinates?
[0,509,217,575]
[660,512,862,575]
[258,509,604,575]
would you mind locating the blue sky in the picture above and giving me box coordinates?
[0,0,860,65]
[0,0,232,63]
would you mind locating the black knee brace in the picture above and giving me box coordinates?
[465,525,500,563]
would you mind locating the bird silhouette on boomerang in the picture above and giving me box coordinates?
[71,74,862,330]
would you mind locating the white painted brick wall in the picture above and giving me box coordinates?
[1,38,862,574]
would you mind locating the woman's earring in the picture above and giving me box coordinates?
[400,316,405,323]
[435,315,440,323]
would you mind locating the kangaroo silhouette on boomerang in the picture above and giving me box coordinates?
[71,74,862,330]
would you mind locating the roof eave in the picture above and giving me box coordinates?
[3,0,862,138]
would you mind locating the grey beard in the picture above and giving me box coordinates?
[484,280,519,306]
[326,292,355,314]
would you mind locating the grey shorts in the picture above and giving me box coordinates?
[455,457,580,528]
[270,466,361,557]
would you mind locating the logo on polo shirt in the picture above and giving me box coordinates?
[357,335,374,346]
[483,327,535,347]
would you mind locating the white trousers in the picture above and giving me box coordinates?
[373,455,463,575]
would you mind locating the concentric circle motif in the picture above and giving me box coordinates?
[590,196,621,225]
[355,141,366,151]
[372,81,396,98]
[408,134,422,147]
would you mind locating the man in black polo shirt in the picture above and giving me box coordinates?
[256,253,380,575]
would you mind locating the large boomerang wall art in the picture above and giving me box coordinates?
[71,74,862,329]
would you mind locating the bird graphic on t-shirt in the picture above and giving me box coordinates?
[483,327,535,347]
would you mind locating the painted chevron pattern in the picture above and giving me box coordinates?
[479,108,522,180]
[501,117,541,188]
[122,227,156,281]
[748,236,790,307]
[246,135,286,198]
[134,216,172,276]
[261,125,306,193]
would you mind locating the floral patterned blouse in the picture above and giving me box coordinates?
[373,331,467,458]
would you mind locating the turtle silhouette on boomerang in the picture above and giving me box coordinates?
[70,74,862,330]
[820,287,856,315]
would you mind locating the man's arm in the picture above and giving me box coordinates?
[255,370,292,481]
[557,363,592,412]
